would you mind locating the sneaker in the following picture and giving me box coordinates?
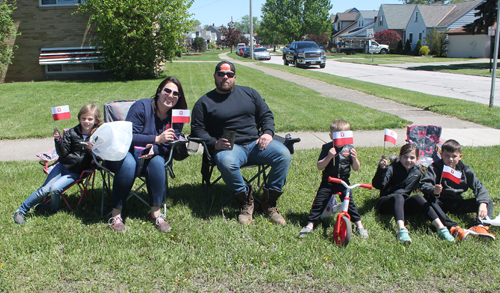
[437,227,455,242]
[298,226,313,238]
[468,225,495,240]
[13,211,26,225]
[108,216,126,232]
[150,214,171,233]
[356,227,369,238]
[397,228,411,244]
[450,226,469,241]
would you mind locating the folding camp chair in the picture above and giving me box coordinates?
[188,134,300,209]
[405,125,443,168]
[37,146,96,211]
[94,100,189,217]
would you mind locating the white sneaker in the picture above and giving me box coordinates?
[357,227,369,238]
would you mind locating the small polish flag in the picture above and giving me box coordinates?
[51,105,71,121]
[172,109,191,123]
[442,165,462,185]
[332,131,353,146]
[384,129,397,145]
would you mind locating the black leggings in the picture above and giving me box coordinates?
[377,193,438,222]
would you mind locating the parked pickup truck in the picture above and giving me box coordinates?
[283,41,326,68]
[337,38,389,55]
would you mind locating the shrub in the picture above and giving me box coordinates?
[396,40,403,54]
[192,37,206,52]
[374,29,401,47]
[414,39,423,56]
[404,39,411,54]
[419,46,430,56]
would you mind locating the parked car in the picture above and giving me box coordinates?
[236,46,246,56]
[253,47,271,60]
[243,47,251,58]
[283,41,326,68]
[236,43,246,52]
[337,38,389,55]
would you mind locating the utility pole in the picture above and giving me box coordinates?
[489,0,500,107]
[250,0,254,60]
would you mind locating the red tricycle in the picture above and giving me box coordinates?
[320,177,372,246]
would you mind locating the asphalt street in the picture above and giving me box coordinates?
[264,54,500,106]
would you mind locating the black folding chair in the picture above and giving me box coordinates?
[93,100,189,216]
[188,134,300,209]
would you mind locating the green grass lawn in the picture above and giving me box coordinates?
[2,146,500,291]
[412,63,499,77]
[327,54,480,64]
[0,63,408,139]
[259,63,500,129]
[174,49,227,61]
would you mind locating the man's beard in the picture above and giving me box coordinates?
[216,80,234,93]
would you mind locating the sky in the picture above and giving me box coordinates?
[189,0,402,27]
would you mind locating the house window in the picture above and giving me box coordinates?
[419,33,422,41]
[379,16,383,26]
[409,33,413,44]
[415,12,419,22]
[40,0,84,6]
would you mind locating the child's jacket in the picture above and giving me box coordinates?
[371,159,421,198]
[420,159,490,203]
[319,142,353,182]
[55,125,93,174]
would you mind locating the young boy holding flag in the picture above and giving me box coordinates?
[420,139,495,240]
[299,119,368,238]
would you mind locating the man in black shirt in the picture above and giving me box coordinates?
[192,61,291,225]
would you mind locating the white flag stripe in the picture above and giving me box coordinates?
[51,105,70,114]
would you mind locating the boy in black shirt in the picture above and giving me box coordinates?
[299,120,368,238]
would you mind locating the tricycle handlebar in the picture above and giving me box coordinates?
[328,177,372,190]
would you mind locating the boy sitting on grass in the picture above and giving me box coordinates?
[298,119,368,238]
[420,139,495,241]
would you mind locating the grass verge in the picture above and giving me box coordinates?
[2,146,500,291]
[259,63,500,129]
[0,63,407,139]
[412,63,498,77]
[174,49,227,61]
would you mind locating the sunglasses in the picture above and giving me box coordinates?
[162,87,180,98]
[216,71,235,78]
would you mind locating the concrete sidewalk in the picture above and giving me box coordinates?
[2,55,499,162]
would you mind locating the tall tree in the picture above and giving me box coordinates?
[217,22,242,52]
[425,27,449,57]
[234,15,261,34]
[464,0,496,34]
[77,0,193,79]
[261,0,332,44]
[0,0,17,77]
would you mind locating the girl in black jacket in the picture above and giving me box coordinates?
[13,104,103,224]
[372,143,454,244]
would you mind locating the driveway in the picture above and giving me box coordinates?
[265,54,500,106]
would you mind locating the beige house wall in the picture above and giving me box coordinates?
[4,0,97,83]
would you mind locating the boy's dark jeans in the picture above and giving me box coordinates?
[424,195,493,228]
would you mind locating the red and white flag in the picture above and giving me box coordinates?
[384,129,397,145]
[51,105,71,121]
[442,165,462,184]
[332,131,353,146]
[172,109,191,123]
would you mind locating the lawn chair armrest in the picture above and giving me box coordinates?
[187,136,213,162]
[274,134,301,154]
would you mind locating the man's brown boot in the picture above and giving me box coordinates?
[233,188,254,225]
[260,188,286,225]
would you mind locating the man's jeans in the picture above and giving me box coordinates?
[18,163,79,213]
[106,152,166,210]
[214,139,291,194]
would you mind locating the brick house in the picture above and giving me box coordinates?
[2,0,102,83]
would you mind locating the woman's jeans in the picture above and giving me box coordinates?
[214,139,291,194]
[106,152,166,210]
[18,163,79,214]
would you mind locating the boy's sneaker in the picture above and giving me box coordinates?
[356,227,369,238]
[13,211,26,225]
[298,226,313,238]
[108,216,126,232]
[468,225,495,240]
[397,228,411,244]
[450,226,470,241]
[437,227,455,242]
